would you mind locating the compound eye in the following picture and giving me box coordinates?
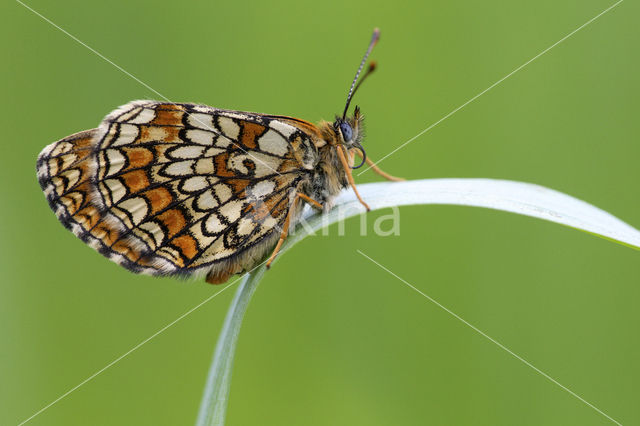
[339,122,353,142]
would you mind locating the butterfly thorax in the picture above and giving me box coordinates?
[303,118,361,211]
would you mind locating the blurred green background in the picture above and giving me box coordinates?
[2,0,638,424]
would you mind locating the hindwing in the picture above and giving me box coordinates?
[37,101,320,281]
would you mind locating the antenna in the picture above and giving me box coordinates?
[342,28,380,120]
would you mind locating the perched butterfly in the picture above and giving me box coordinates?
[36,28,401,284]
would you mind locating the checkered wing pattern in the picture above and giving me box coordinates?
[37,101,318,281]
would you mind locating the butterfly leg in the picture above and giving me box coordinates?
[265,192,323,269]
[336,145,370,211]
[354,151,404,182]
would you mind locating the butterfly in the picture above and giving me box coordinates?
[36,28,402,284]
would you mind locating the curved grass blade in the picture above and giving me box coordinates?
[295,179,640,250]
[196,178,640,426]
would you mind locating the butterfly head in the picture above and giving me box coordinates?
[336,28,380,169]
[333,106,365,167]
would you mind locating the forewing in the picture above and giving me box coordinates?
[38,101,317,279]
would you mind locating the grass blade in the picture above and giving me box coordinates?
[195,268,265,426]
[196,178,640,425]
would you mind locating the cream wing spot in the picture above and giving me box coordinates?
[103,179,126,204]
[182,176,209,192]
[117,197,148,225]
[269,120,297,138]
[187,113,218,132]
[196,190,218,210]
[214,184,232,204]
[218,199,243,223]
[218,117,240,140]
[263,216,278,229]
[128,108,156,124]
[105,149,126,176]
[258,129,289,156]
[204,213,225,234]
[237,218,255,236]
[164,160,194,177]
[185,129,214,146]
[47,158,60,176]
[170,145,206,159]
[111,124,139,146]
[249,180,276,198]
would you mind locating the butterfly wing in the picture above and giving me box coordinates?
[37,101,319,282]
